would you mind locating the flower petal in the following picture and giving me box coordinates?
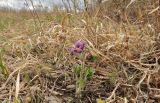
[68,47,75,52]
[74,48,83,53]
[75,40,85,50]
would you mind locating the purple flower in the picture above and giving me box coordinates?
[68,40,85,53]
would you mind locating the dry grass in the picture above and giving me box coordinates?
[0,0,160,103]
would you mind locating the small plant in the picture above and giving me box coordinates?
[68,40,95,98]
[0,49,9,78]
[73,65,95,98]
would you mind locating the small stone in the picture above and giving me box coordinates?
[66,85,76,89]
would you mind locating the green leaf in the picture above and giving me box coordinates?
[14,98,21,103]
[91,55,98,62]
[108,72,118,84]
[86,67,95,79]
[78,79,86,89]
[73,65,81,76]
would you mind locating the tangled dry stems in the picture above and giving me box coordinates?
[0,1,160,102]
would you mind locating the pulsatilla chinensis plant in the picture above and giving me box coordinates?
[68,40,95,98]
